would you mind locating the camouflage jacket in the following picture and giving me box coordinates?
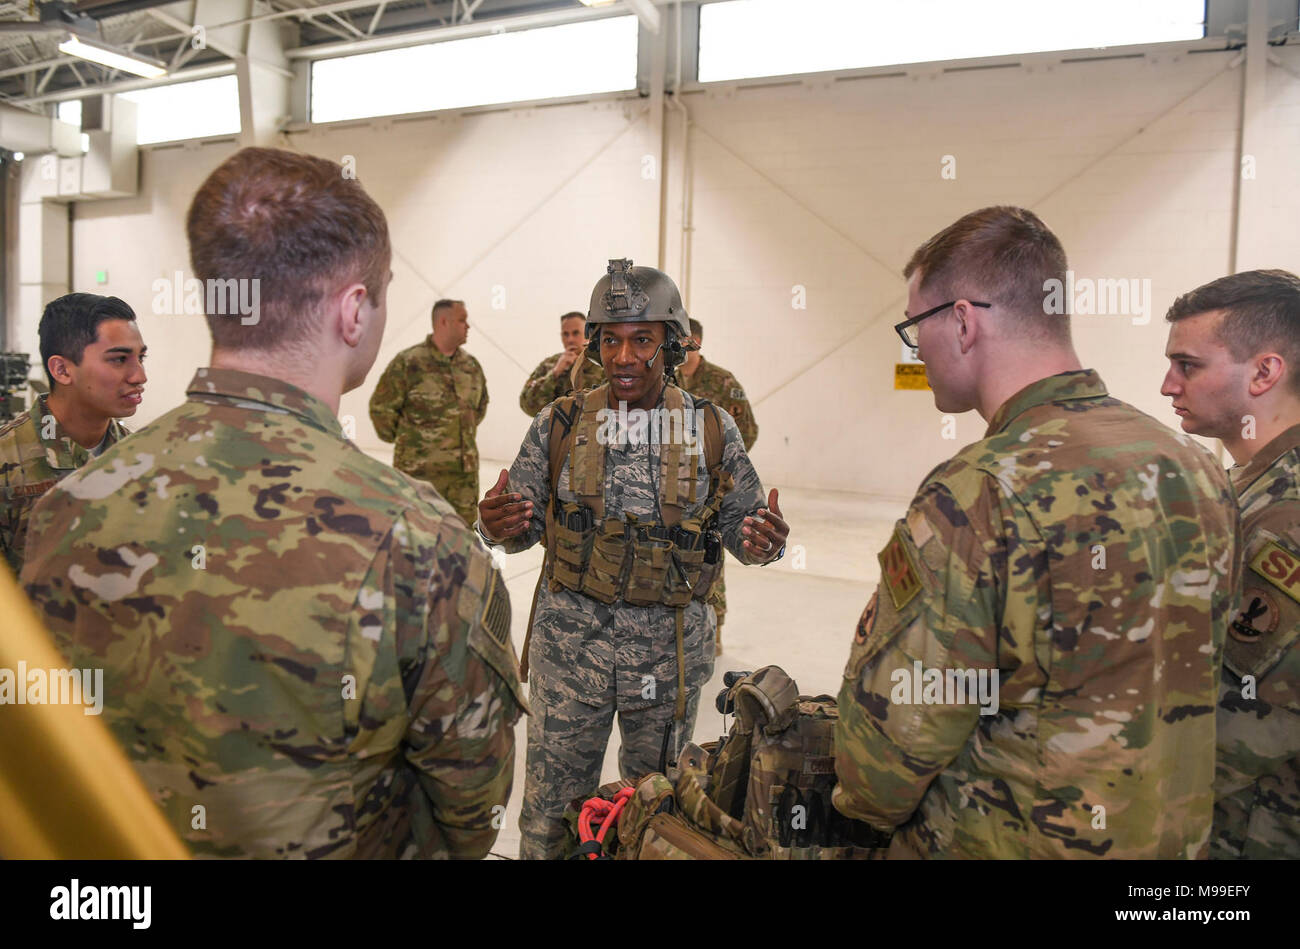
[1212,422,1300,859]
[369,337,488,480]
[677,357,758,452]
[21,368,525,859]
[0,395,129,575]
[519,353,606,417]
[491,383,770,709]
[833,370,1239,859]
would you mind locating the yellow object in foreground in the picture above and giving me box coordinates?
[0,565,188,859]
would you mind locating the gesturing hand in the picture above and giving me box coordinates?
[478,469,534,541]
[742,488,788,562]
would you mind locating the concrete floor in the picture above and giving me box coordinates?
[364,450,903,859]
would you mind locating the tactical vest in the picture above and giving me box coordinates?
[520,383,732,724]
[543,382,731,606]
[564,666,893,860]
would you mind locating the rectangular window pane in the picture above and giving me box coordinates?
[699,0,1206,83]
[119,75,241,145]
[57,100,82,128]
[311,15,639,124]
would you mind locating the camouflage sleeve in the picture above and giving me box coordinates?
[1216,501,1300,797]
[0,500,18,578]
[473,357,489,428]
[497,404,552,555]
[832,474,1003,831]
[714,408,768,565]
[368,352,408,444]
[519,356,561,417]
[718,373,758,452]
[396,509,526,859]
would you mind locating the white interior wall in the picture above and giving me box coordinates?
[34,43,1300,503]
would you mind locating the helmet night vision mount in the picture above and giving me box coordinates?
[585,258,690,374]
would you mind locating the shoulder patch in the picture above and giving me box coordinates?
[878,527,922,611]
[854,592,879,645]
[728,404,744,419]
[1248,540,1300,604]
[1231,587,1280,642]
[730,387,745,400]
[460,554,529,713]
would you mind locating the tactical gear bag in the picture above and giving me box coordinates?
[565,666,893,860]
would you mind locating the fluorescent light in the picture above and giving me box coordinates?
[58,35,167,80]
[577,1,618,5]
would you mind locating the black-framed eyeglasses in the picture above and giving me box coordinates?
[895,300,991,350]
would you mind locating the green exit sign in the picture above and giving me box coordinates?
[95,270,108,284]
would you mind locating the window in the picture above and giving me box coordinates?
[57,100,81,128]
[310,15,638,124]
[119,75,241,145]
[698,0,1206,83]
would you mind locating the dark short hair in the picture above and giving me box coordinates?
[560,311,585,324]
[904,206,1070,344]
[432,299,464,322]
[1167,269,1300,395]
[38,293,137,387]
[186,147,390,352]
[688,318,702,339]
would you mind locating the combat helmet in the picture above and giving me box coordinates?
[586,258,690,373]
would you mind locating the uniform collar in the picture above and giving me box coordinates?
[1231,421,1300,492]
[425,335,460,363]
[186,368,342,436]
[984,369,1108,437]
[36,394,128,471]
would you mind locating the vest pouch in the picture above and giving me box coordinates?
[694,530,724,602]
[665,542,705,607]
[581,517,628,604]
[624,534,674,606]
[550,502,594,592]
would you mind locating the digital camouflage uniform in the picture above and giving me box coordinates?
[519,353,606,418]
[0,394,129,575]
[677,356,758,641]
[491,383,770,859]
[834,370,1239,859]
[369,336,488,526]
[21,368,525,859]
[1212,422,1300,859]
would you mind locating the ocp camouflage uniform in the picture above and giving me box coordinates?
[519,353,606,417]
[1212,422,1300,859]
[492,383,771,859]
[21,368,526,859]
[369,337,488,526]
[0,394,129,575]
[677,356,758,639]
[833,370,1238,859]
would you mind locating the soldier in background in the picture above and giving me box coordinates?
[369,299,488,526]
[22,147,524,859]
[0,293,145,575]
[676,317,758,654]
[1161,269,1300,859]
[478,259,788,859]
[519,310,606,417]
[833,206,1238,858]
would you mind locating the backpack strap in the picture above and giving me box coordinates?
[696,398,725,474]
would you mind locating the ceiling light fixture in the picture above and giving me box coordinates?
[58,34,167,80]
